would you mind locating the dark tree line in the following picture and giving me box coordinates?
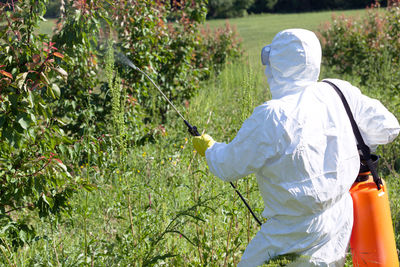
[208,0,388,18]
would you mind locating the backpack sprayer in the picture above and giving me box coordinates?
[324,80,399,266]
[117,53,263,226]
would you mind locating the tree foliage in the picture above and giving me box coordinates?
[0,0,80,248]
[208,0,255,18]
[208,0,386,17]
[0,0,242,249]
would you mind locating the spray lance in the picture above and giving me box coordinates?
[117,53,262,226]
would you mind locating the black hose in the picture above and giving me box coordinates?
[187,121,262,226]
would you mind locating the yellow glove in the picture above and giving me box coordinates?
[192,134,216,157]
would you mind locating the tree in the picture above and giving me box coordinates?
[207,0,255,18]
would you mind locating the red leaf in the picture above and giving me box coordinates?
[53,52,64,59]
[0,70,13,79]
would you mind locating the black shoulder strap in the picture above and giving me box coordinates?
[323,80,383,189]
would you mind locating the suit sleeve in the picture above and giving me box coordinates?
[335,79,400,150]
[205,104,282,182]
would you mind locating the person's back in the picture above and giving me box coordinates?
[193,29,400,266]
[237,80,361,266]
[258,82,359,216]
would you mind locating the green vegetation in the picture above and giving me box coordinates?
[1,1,399,266]
[207,9,366,63]
[0,0,240,265]
[207,0,382,18]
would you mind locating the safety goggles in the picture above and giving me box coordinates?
[261,45,271,66]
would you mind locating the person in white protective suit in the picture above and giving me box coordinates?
[192,28,400,266]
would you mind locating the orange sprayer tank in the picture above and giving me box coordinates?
[350,173,399,267]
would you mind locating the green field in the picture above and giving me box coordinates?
[38,18,58,36]
[6,9,398,266]
[207,9,366,62]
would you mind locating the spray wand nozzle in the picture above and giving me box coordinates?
[184,120,200,137]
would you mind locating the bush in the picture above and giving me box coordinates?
[112,0,241,124]
[0,0,243,251]
[197,22,242,79]
[318,1,400,91]
[0,0,83,248]
[318,0,400,169]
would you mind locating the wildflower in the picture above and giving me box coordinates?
[185,137,188,142]
[142,152,147,157]
[169,157,172,161]
[137,170,140,173]
[180,145,184,149]
[116,170,120,174]
[80,165,84,168]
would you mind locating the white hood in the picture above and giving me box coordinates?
[265,29,322,99]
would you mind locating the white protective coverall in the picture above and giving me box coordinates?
[205,29,400,266]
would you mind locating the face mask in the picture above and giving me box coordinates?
[261,45,271,66]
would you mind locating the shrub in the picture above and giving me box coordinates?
[319,1,400,89]
[0,0,83,248]
[196,22,242,80]
[112,0,241,125]
[318,0,400,170]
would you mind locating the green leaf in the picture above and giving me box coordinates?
[19,229,27,243]
[17,114,30,130]
[42,194,54,208]
[53,67,68,82]
[40,72,50,85]
[15,72,28,90]
[27,90,34,108]
[51,84,61,98]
